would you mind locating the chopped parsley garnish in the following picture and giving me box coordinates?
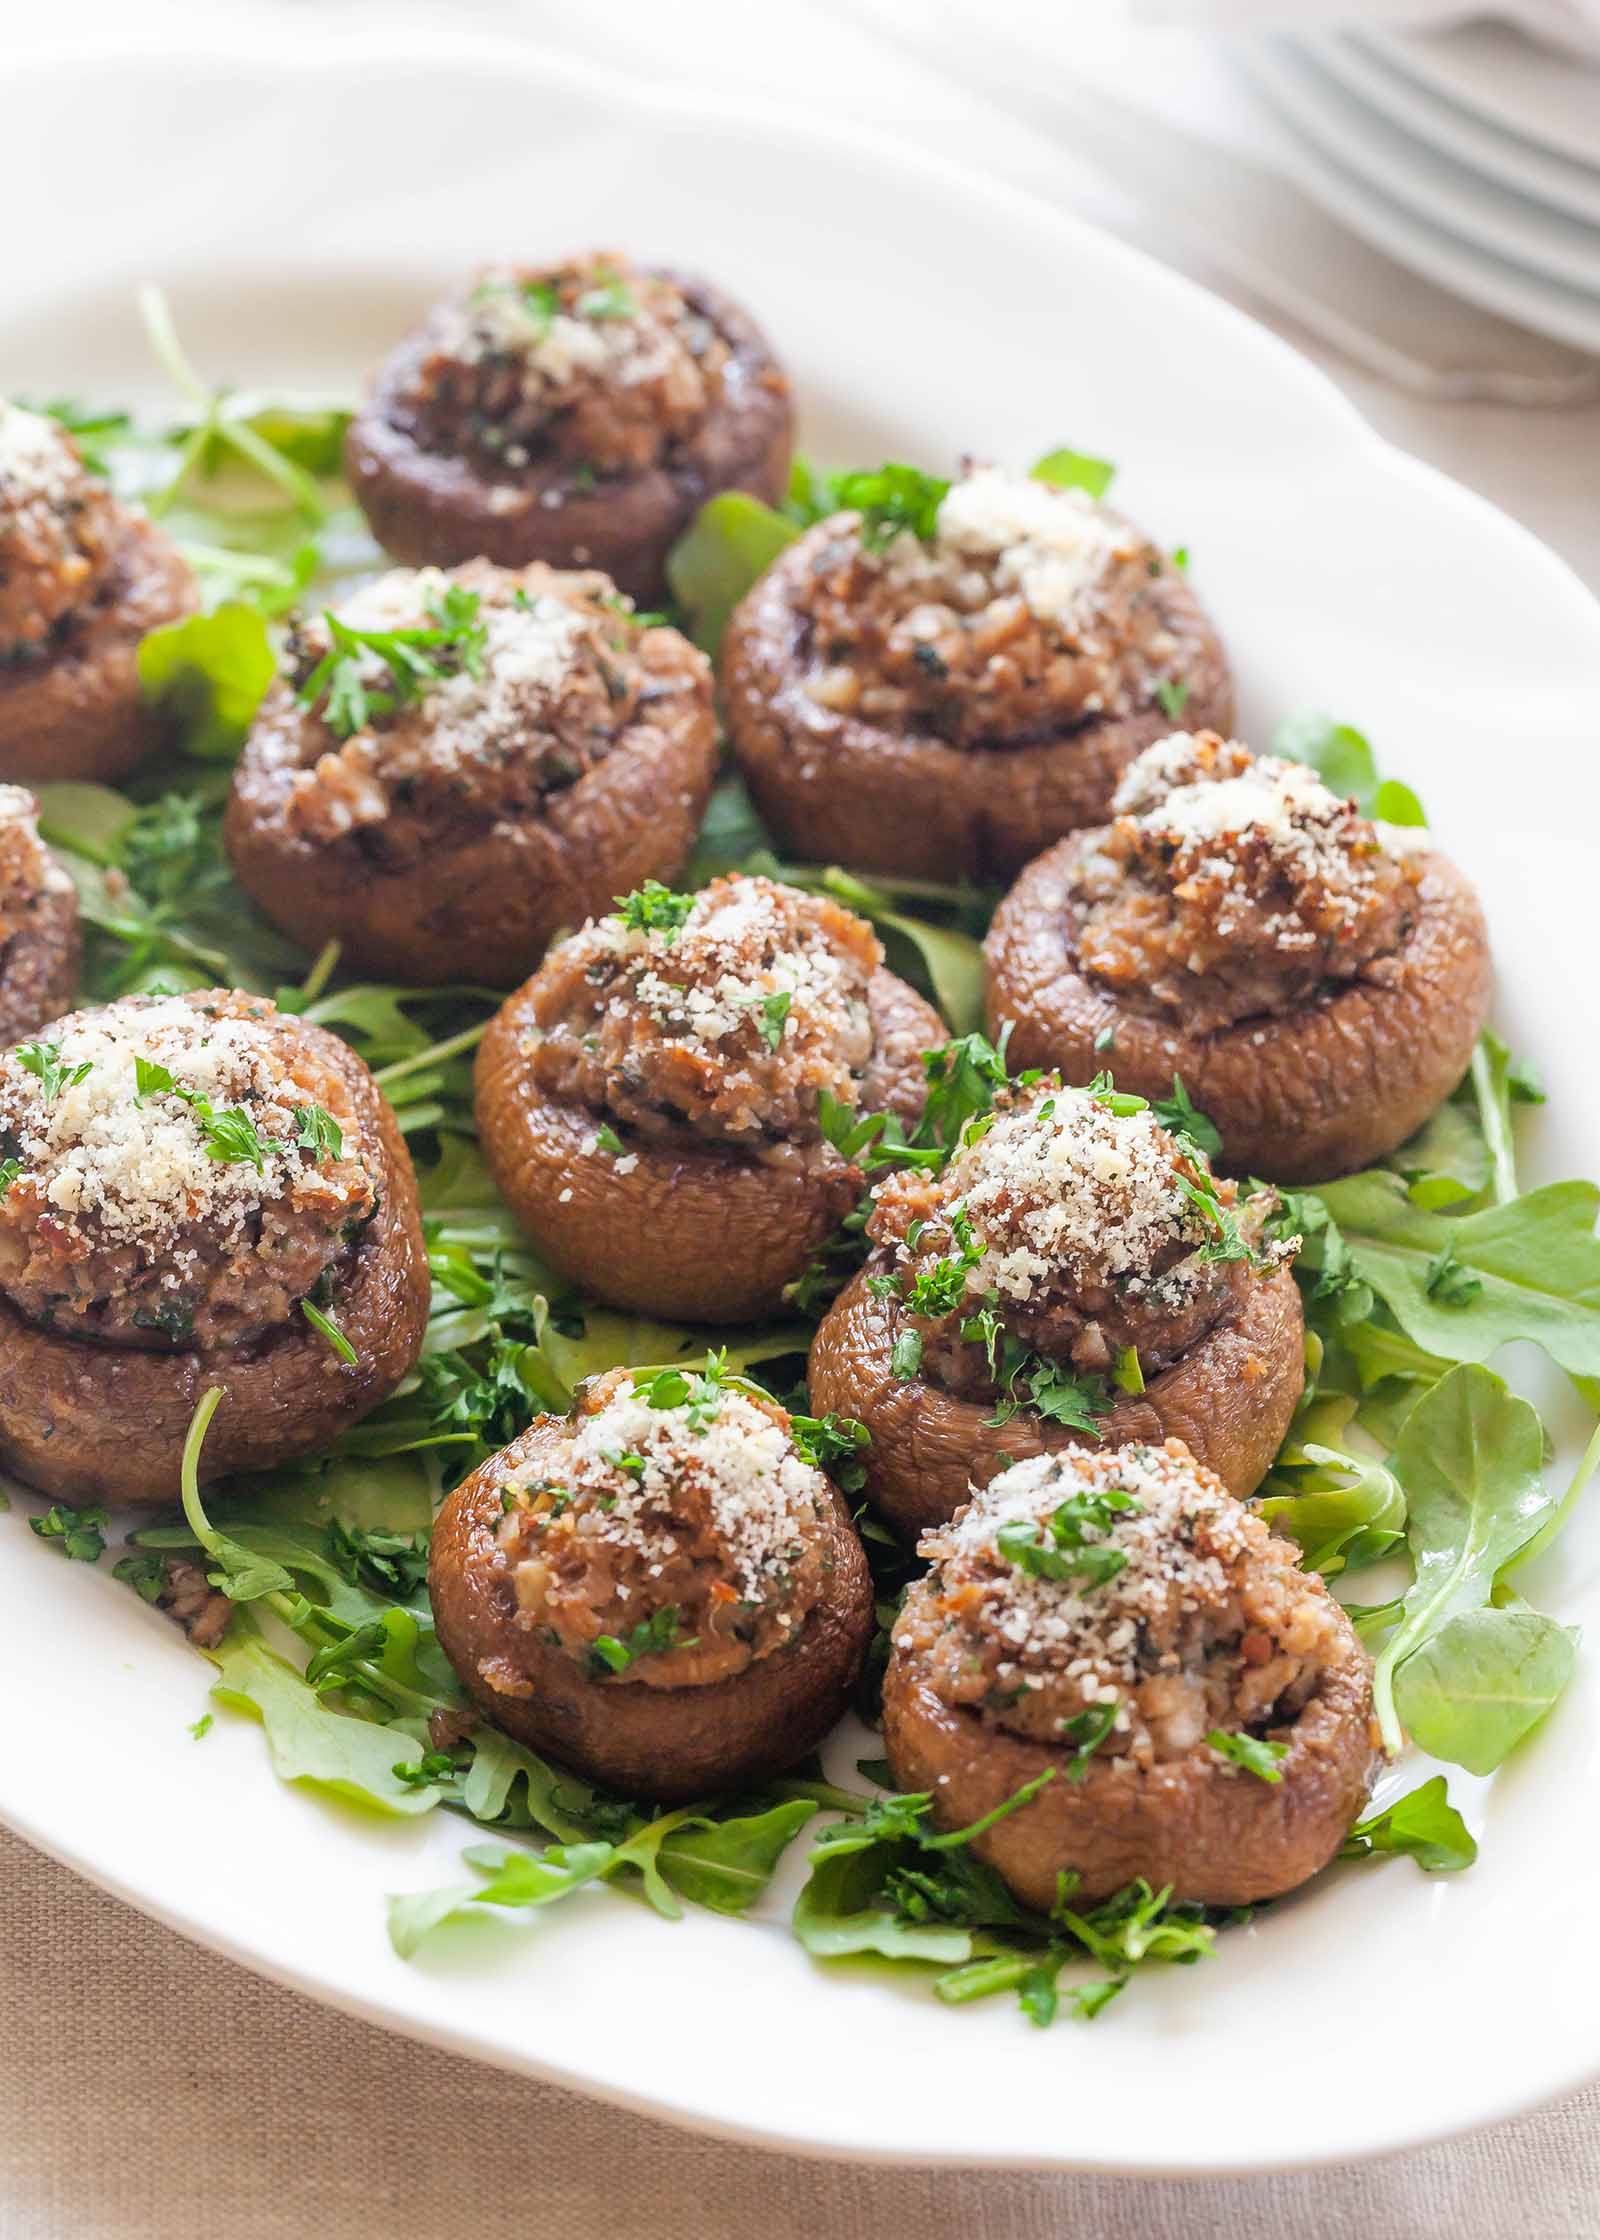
[594,1123,627,1158]
[634,1355,726,1429]
[301,1298,358,1365]
[517,278,561,329]
[189,1714,213,1741]
[24,396,132,478]
[0,1158,19,1194]
[1425,1241,1483,1307]
[611,880,695,941]
[15,1041,93,1101]
[1152,1074,1223,1163]
[112,1552,168,1603]
[589,1604,688,1675]
[327,1520,431,1600]
[1206,1730,1288,1783]
[296,585,487,740]
[576,269,638,321]
[392,1751,457,1789]
[195,1103,272,1172]
[788,1409,870,1490]
[134,1054,175,1101]
[604,1448,647,1479]
[295,1103,344,1160]
[995,1487,1139,1589]
[890,1328,924,1380]
[1154,677,1190,720]
[30,1502,110,1562]
[830,462,950,551]
[756,991,792,1051]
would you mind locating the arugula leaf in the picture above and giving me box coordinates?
[1372,1365,1556,1757]
[1392,1605,1579,1774]
[1340,1776,1477,1872]
[1030,446,1116,499]
[665,491,799,653]
[1273,710,1428,826]
[1310,1171,1600,1385]
[1257,1443,1406,1576]
[387,1840,619,1957]
[137,603,276,762]
[178,1388,294,1603]
[791,1844,977,1963]
[211,1625,441,1818]
[655,1799,818,1915]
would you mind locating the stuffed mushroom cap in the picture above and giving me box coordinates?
[723,464,1232,883]
[474,871,942,1321]
[0,402,195,781]
[985,730,1492,1179]
[429,1364,873,1798]
[224,557,718,986]
[345,253,792,603]
[0,987,428,1501]
[883,1439,1377,1907]
[0,785,79,1042]
[808,1073,1304,1532]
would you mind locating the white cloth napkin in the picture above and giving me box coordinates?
[1131,0,1600,61]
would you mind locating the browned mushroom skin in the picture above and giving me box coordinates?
[474,956,942,1325]
[223,562,720,987]
[883,1589,1375,1910]
[721,517,1232,885]
[429,1408,874,1802]
[0,789,79,1043]
[984,822,1493,1185]
[808,1251,1305,1539]
[0,1003,430,1505]
[345,268,793,607]
[0,514,195,784]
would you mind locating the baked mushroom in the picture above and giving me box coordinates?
[224,558,718,986]
[808,1074,1303,1539]
[429,1363,873,1800]
[344,253,793,605]
[0,786,79,1042]
[0,988,429,1504]
[984,731,1493,1181]
[0,401,195,782]
[882,1440,1376,1908]
[474,872,943,1323]
[721,465,1231,884]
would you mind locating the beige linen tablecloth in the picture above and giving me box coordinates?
[3,1821,1598,2238]
[6,5,1600,2232]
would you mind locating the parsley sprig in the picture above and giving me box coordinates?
[15,1041,93,1101]
[296,584,487,740]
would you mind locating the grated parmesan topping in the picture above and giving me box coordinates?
[0,404,76,506]
[913,1083,1208,1307]
[596,879,859,1052]
[887,468,1136,630]
[0,995,363,1248]
[1113,734,1386,902]
[517,1384,827,1606]
[926,1444,1248,1681]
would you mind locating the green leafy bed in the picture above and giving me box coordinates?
[15,311,1598,2029]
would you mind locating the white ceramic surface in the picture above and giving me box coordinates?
[1250,36,1600,289]
[1234,45,1600,351]
[4,31,1600,2176]
[1304,29,1600,227]
[1366,21,1600,170]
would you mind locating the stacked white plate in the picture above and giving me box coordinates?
[1234,22,1600,352]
